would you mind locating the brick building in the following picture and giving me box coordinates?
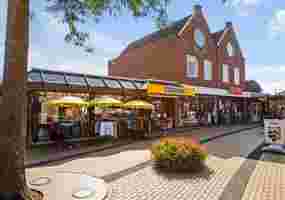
[109,5,245,92]
[108,4,260,128]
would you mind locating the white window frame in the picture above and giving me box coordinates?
[234,67,240,85]
[227,43,234,57]
[186,55,198,78]
[204,60,212,80]
[222,64,229,83]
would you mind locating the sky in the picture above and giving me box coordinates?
[1,0,285,94]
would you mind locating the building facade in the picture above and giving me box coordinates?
[108,5,262,128]
[109,5,245,92]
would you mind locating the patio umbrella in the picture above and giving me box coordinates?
[124,100,154,110]
[48,96,88,107]
[89,97,123,108]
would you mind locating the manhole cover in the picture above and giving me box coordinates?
[30,177,51,186]
[72,188,95,199]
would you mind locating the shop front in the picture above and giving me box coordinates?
[179,86,259,126]
[146,81,196,132]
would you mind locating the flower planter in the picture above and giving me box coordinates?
[151,137,208,173]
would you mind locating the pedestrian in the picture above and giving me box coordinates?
[56,126,65,152]
[161,113,168,137]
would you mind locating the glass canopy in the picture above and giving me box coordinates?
[27,69,148,91]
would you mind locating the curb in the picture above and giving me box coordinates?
[25,124,262,168]
[25,140,134,168]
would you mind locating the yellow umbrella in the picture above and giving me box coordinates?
[48,96,88,107]
[89,97,123,108]
[124,100,154,110]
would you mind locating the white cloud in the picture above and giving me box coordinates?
[247,64,285,94]
[269,9,285,39]
[260,80,285,94]
[229,0,261,16]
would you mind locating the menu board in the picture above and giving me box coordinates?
[264,119,285,145]
[100,122,114,136]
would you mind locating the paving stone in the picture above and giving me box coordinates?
[105,156,243,200]
[242,160,285,200]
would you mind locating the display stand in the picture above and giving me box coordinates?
[264,118,285,144]
[263,116,285,154]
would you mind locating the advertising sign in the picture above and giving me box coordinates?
[147,83,195,96]
[230,87,243,95]
[264,119,285,145]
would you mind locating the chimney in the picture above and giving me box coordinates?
[193,4,202,15]
[226,21,233,28]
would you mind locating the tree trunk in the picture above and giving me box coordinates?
[0,0,30,198]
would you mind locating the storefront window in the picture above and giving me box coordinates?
[186,55,198,78]
[204,60,212,80]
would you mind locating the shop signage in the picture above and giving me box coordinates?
[195,86,229,96]
[147,83,195,96]
[230,87,243,95]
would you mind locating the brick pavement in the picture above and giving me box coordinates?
[105,156,244,200]
[241,160,285,200]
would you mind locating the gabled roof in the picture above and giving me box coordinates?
[124,15,192,51]
[211,29,224,44]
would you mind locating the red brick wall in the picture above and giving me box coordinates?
[109,8,245,91]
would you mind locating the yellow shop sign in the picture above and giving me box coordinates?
[147,83,196,96]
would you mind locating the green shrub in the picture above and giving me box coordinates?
[151,137,208,172]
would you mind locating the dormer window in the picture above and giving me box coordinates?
[194,29,205,49]
[227,42,235,57]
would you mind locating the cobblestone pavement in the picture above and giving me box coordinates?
[205,127,264,159]
[106,156,244,200]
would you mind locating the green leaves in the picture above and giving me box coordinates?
[45,0,171,51]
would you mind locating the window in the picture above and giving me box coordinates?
[227,43,234,57]
[87,77,106,87]
[43,73,66,84]
[194,29,205,48]
[204,60,212,80]
[119,80,136,89]
[222,64,229,82]
[133,81,147,89]
[104,79,122,89]
[28,72,42,82]
[66,75,86,86]
[234,68,240,85]
[186,55,198,78]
